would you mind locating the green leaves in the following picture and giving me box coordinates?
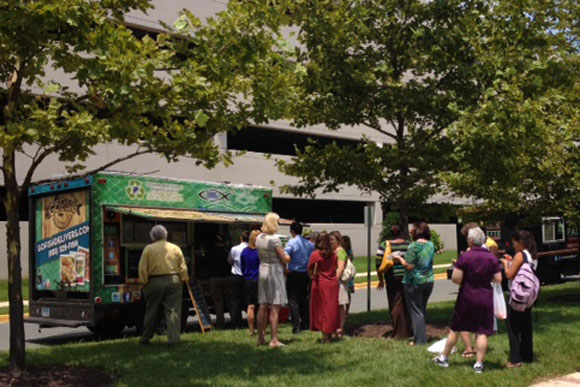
[1,0,297,179]
[194,111,210,127]
[274,0,482,225]
[445,5,580,221]
[273,0,580,226]
[173,14,189,32]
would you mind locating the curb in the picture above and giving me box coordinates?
[2,273,450,322]
[354,273,447,291]
[0,313,29,323]
[0,300,29,308]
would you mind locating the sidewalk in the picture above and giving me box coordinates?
[530,370,580,386]
[0,300,29,308]
[354,263,449,279]
[354,272,447,291]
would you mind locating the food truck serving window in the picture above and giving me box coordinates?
[104,206,289,225]
[542,217,565,244]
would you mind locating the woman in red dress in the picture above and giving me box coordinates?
[308,232,339,343]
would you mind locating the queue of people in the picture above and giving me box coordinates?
[203,213,357,345]
[137,216,539,372]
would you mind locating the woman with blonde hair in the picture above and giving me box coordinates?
[256,212,291,347]
[241,229,261,336]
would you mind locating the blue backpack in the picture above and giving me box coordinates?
[509,250,540,312]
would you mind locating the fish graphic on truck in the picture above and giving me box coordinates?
[198,189,231,203]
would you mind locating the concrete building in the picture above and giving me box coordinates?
[0,0,458,279]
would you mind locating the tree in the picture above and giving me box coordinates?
[444,0,580,223]
[275,0,495,233]
[276,0,579,232]
[0,0,293,372]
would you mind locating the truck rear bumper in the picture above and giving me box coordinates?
[24,316,89,328]
[27,300,93,327]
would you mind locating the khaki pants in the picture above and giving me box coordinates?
[142,275,183,344]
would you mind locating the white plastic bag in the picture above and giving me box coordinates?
[493,282,507,320]
[427,338,447,354]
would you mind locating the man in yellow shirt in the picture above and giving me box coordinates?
[139,225,189,346]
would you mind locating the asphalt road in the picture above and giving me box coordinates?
[0,279,460,352]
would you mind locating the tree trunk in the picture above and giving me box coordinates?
[395,115,410,239]
[399,200,410,240]
[2,149,26,373]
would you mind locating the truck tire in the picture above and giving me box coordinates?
[88,320,126,337]
[181,302,190,333]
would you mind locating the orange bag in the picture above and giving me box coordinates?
[378,241,394,274]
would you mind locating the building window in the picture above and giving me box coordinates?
[227,127,361,156]
[542,216,565,244]
[125,25,159,41]
[273,198,365,223]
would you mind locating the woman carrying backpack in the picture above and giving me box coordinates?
[500,230,539,368]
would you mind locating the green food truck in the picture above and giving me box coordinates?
[25,172,277,335]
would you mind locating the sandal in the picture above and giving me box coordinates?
[505,361,522,369]
[269,341,286,348]
[462,351,476,358]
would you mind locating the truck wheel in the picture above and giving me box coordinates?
[88,320,126,337]
[181,303,190,333]
[134,315,144,335]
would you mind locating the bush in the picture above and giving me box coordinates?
[378,211,401,243]
[431,229,445,252]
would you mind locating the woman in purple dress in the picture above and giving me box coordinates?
[432,227,502,374]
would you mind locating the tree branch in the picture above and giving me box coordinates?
[429,66,456,92]
[28,148,154,186]
[20,149,35,161]
[418,124,447,146]
[362,121,397,140]
[513,13,537,50]
[19,144,61,200]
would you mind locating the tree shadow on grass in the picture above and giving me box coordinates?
[26,318,207,347]
[26,337,339,385]
[26,328,138,347]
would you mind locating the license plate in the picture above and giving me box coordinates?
[41,307,50,317]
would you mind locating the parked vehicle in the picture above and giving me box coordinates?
[25,172,282,335]
[450,215,579,285]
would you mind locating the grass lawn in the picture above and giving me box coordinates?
[2,282,578,386]
[433,250,458,266]
[354,250,457,274]
[0,306,28,315]
[0,278,28,303]
[355,274,378,284]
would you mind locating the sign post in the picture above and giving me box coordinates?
[364,205,373,312]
